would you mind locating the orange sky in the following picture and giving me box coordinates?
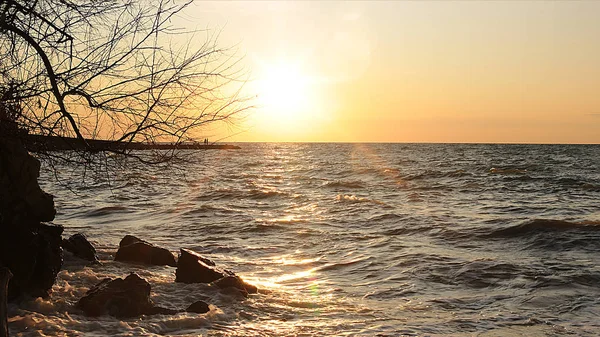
[182,1,600,144]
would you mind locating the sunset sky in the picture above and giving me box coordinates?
[184,1,600,144]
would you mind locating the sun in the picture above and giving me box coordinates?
[256,62,313,123]
[246,59,333,141]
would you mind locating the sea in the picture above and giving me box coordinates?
[7,143,600,336]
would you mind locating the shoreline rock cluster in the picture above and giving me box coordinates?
[74,234,257,318]
[0,139,253,335]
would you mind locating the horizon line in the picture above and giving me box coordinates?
[228,140,600,145]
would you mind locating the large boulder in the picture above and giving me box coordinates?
[119,234,142,248]
[0,138,62,300]
[114,235,176,267]
[77,273,177,318]
[0,138,56,225]
[62,233,99,263]
[175,248,230,284]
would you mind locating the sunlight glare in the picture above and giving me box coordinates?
[256,62,313,123]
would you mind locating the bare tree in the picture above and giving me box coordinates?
[0,0,249,163]
[0,0,251,302]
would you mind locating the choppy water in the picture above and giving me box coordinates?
[9,143,600,336]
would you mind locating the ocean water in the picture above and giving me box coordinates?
[8,143,600,336]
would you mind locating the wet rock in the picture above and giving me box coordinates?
[77,273,177,318]
[115,235,176,267]
[62,233,99,263]
[213,275,258,297]
[175,248,230,284]
[186,300,210,314]
[1,267,12,337]
[0,223,63,300]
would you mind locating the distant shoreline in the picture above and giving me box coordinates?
[16,134,241,151]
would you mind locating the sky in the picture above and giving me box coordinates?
[181,1,600,144]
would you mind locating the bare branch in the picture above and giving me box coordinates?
[1,0,251,166]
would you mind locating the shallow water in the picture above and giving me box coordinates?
[9,143,600,336]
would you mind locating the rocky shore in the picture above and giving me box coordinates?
[0,138,253,336]
[74,234,257,318]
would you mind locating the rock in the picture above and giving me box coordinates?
[213,275,258,297]
[0,138,56,225]
[114,235,176,267]
[62,233,99,263]
[0,223,63,300]
[186,300,210,314]
[1,267,12,337]
[175,249,230,284]
[0,138,62,300]
[175,249,258,296]
[119,234,142,248]
[34,224,64,296]
[77,273,177,318]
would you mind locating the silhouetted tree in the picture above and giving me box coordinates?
[0,0,250,302]
[0,0,248,163]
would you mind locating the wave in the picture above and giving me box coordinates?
[401,169,472,181]
[363,286,417,299]
[355,168,380,175]
[581,183,600,192]
[242,161,262,168]
[368,213,405,222]
[489,167,528,175]
[194,189,239,201]
[324,180,365,189]
[241,222,288,233]
[488,219,600,237]
[382,223,433,236]
[450,260,522,289]
[247,189,287,200]
[335,194,387,206]
[84,205,130,217]
[193,188,287,201]
[498,175,543,182]
[316,256,371,272]
[263,217,308,225]
[383,168,401,175]
[181,205,238,217]
[557,178,600,191]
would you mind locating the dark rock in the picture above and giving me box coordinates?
[77,273,177,318]
[119,234,142,248]
[62,233,99,263]
[213,275,258,297]
[1,267,12,337]
[0,138,56,225]
[0,138,62,301]
[175,249,230,284]
[0,224,63,300]
[115,235,176,267]
[34,224,64,296]
[186,300,210,314]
